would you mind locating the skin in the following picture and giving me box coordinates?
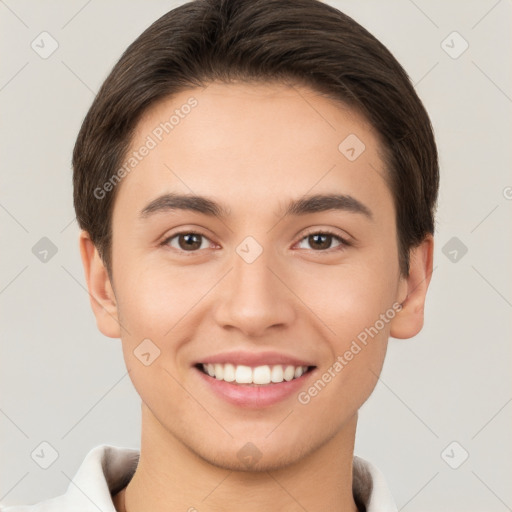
[80,81,433,512]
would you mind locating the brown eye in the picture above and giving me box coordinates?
[296,231,347,251]
[178,233,203,250]
[163,232,210,252]
[309,234,332,250]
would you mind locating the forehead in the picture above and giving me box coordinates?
[113,81,392,223]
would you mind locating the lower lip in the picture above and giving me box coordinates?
[195,367,315,408]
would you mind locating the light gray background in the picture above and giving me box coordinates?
[1,1,511,510]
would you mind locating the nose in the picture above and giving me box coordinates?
[213,243,296,338]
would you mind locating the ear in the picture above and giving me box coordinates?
[390,234,434,339]
[79,230,121,339]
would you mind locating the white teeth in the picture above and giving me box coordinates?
[201,363,310,385]
[223,363,235,382]
[235,365,253,384]
[283,365,295,381]
[253,365,271,385]
[271,365,284,383]
[214,363,224,380]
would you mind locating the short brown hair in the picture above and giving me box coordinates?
[73,0,439,279]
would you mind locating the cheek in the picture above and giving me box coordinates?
[294,261,395,407]
[297,296,392,423]
[293,258,397,338]
[115,260,210,337]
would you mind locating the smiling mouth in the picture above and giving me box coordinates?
[196,363,316,385]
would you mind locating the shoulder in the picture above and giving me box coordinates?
[1,445,139,512]
[352,455,397,512]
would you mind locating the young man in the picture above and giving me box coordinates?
[3,0,438,510]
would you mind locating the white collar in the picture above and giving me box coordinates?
[2,444,397,511]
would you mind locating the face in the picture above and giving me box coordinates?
[89,81,414,470]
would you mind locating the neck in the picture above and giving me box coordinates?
[114,406,359,512]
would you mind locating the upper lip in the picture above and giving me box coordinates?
[194,350,315,368]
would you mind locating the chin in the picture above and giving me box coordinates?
[194,443,312,473]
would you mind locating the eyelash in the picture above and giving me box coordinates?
[159,229,351,254]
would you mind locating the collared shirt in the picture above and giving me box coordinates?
[1,444,397,511]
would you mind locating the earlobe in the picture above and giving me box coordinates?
[79,230,121,339]
[390,235,434,340]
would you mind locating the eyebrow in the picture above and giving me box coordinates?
[139,192,373,221]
